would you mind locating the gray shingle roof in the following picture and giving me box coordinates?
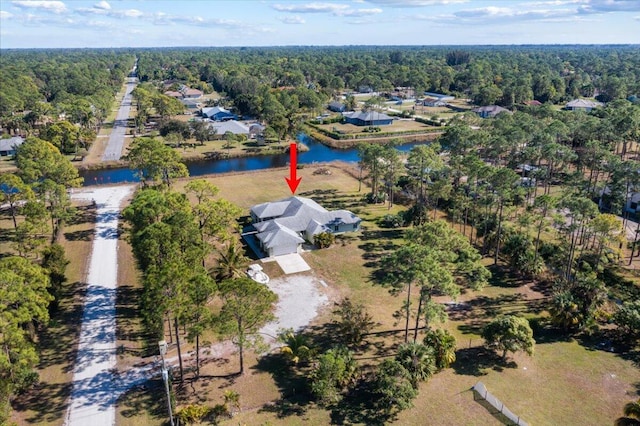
[566,99,603,108]
[209,120,250,135]
[251,196,361,252]
[345,111,392,122]
[256,221,304,249]
[0,136,24,152]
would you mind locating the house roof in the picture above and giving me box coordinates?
[306,219,330,237]
[256,221,304,249]
[182,88,203,97]
[181,99,201,106]
[473,105,510,116]
[329,101,345,109]
[566,99,603,108]
[0,136,24,152]
[424,92,455,100]
[524,100,542,106]
[164,90,182,98]
[209,120,250,135]
[252,197,360,234]
[344,110,392,122]
[202,106,233,117]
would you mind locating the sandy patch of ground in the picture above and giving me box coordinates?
[260,273,330,342]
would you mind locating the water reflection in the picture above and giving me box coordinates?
[80,134,431,186]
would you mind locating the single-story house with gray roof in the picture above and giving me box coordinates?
[250,196,361,257]
[473,105,511,118]
[0,136,24,157]
[344,111,393,126]
[201,106,237,121]
[565,99,603,112]
[328,101,347,112]
[209,120,250,137]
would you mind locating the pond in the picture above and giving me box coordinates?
[80,134,432,186]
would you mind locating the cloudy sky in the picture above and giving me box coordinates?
[0,0,638,48]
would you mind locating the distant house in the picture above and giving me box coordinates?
[249,123,266,139]
[328,101,346,113]
[524,100,542,106]
[358,85,374,94]
[201,106,237,121]
[473,105,511,118]
[250,196,361,257]
[344,110,393,126]
[565,99,603,112]
[181,88,203,99]
[209,120,250,137]
[423,96,447,107]
[424,92,455,102]
[0,136,24,157]
[164,90,183,99]
[180,99,202,110]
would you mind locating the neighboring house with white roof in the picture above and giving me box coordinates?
[250,196,361,257]
[424,92,455,102]
[565,98,603,112]
[181,98,202,110]
[0,136,24,157]
[201,106,237,121]
[209,120,250,137]
[473,105,511,118]
[344,110,393,126]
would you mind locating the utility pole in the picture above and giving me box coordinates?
[158,340,174,426]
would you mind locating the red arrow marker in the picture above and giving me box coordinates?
[285,142,302,194]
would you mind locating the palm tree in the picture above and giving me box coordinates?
[278,329,311,365]
[423,329,457,370]
[211,241,248,281]
[549,291,580,332]
[395,342,436,388]
[615,399,640,426]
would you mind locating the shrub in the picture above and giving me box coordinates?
[315,232,335,248]
[380,213,406,228]
[175,404,212,425]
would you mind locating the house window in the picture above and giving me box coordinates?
[631,202,638,211]
[353,224,358,230]
[334,225,339,232]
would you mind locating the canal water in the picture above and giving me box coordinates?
[80,134,431,186]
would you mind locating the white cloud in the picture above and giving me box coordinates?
[93,1,111,10]
[579,0,640,13]
[523,0,585,5]
[12,1,67,14]
[121,9,143,18]
[272,2,381,17]
[75,6,143,18]
[364,0,468,6]
[272,3,350,13]
[0,11,13,19]
[336,7,382,16]
[278,15,306,24]
[86,19,112,28]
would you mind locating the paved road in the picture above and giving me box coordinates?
[102,76,137,161]
[65,186,133,426]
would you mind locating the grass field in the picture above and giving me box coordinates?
[7,164,640,425]
[316,118,436,136]
[117,164,640,426]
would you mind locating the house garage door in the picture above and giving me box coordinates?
[272,243,298,257]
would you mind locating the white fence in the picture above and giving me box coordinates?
[472,381,528,426]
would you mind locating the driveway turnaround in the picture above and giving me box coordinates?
[102,76,136,162]
[65,185,133,426]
